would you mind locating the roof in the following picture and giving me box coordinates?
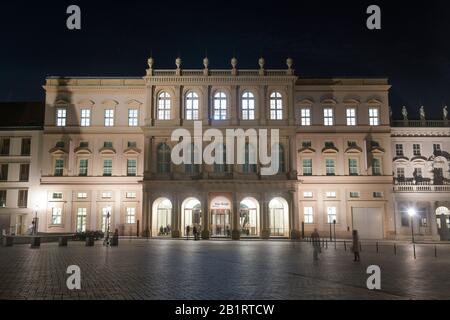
[0,101,44,129]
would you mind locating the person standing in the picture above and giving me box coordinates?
[193,226,198,240]
[186,225,191,240]
[352,230,361,262]
[311,228,321,261]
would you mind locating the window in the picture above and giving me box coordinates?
[53,192,63,199]
[413,144,421,156]
[373,192,383,198]
[79,159,88,176]
[414,168,423,178]
[104,109,114,126]
[157,143,171,174]
[184,144,200,175]
[19,164,29,181]
[126,207,136,224]
[0,138,10,155]
[324,141,335,149]
[76,208,87,232]
[56,108,66,127]
[241,92,255,120]
[56,141,65,148]
[77,192,87,199]
[128,141,137,148]
[302,141,312,149]
[185,92,199,120]
[21,138,31,156]
[326,191,337,198]
[325,159,335,176]
[269,92,283,120]
[213,92,227,120]
[102,192,112,199]
[349,192,359,198]
[0,190,6,207]
[0,164,8,181]
[397,168,405,178]
[126,192,136,199]
[80,141,89,148]
[303,191,313,198]
[103,141,113,148]
[400,208,410,227]
[18,190,28,208]
[395,144,404,156]
[303,159,312,176]
[301,108,311,126]
[346,108,356,126]
[51,207,62,225]
[323,108,334,126]
[369,108,380,126]
[243,143,257,173]
[128,109,138,126]
[80,109,90,127]
[127,159,137,176]
[349,159,358,176]
[101,207,111,233]
[54,159,64,176]
[103,159,112,176]
[214,144,228,173]
[327,207,337,223]
[372,158,381,176]
[158,92,171,120]
[304,207,314,224]
[433,144,441,152]
[347,141,357,148]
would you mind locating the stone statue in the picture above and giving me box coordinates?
[419,106,426,120]
[286,57,293,70]
[443,105,448,120]
[203,57,209,69]
[147,57,154,69]
[231,57,237,69]
[258,57,265,69]
[401,106,408,121]
[175,57,182,69]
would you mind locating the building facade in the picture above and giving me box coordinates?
[2,57,449,241]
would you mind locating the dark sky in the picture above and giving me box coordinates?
[1,0,449,119]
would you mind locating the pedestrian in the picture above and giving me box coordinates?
[186,225,191,240]
[193,226,198,240]
[311,228,321,261]
[352,230,360,262]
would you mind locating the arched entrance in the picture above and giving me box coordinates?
[210,196,231,237]
[269,197,289,237]
[152,198,172,237]
[240,197,259,237]
[436,206,450,241]
[181,198,202,237]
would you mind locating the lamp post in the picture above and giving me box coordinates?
[408,208,416,243]
[32,205,39,235]
[333,219,336,242]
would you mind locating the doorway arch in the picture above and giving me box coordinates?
[240,197,260,236]
[210,196,231,237]
[268,197,289,237]
[181,197,202,236]
[152,197,172,237]
[436,206,450,241]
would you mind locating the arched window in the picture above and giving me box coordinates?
[242,92,255,120]
[185,92,199,120]
[277,144,285,173]
[243,143,257,173]
[214,144,228,173]
[158,91,171,120]
[185,143,200,175]
[270,92,283,120]
[213,91,228,120]
[157,143,171,174]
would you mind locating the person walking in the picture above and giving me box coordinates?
[193,226,198,240]
[311,228,321,261]
[352,230,361,262]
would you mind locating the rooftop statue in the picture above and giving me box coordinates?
[401,106,408,121]
[419,106,426,120]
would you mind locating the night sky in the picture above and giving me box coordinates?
[1,0,449,119]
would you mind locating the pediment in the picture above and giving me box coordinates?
[101,99,119,107]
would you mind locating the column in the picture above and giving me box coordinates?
[259,86,267,126]
[142,191,149,236]
[201,192,210,239]
[288,136,298,179]
[429,201,439,240]
[231,192,240,240]
[287,84,295,126]
[290,188,299,239]
[171,193,180,238]
[261,192,270,239]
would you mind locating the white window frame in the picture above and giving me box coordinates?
[395,144,404,156]
[77,192,88,199]
[323,108,334,126]
[241,92,255,120]
[51,207,62,225]
[158,91,171,120]
[104,109,114,127]
[303,191,313,198]
[327,207,337,224]
[304,207,314,224]
[413,144,421,156]
[80,109,91,127]
[185,92,199,120]
[369,107,380,126]
[269,92,283,120]
[128,109,138,126]
[126,207,136,224]
[56,108,66,127]
[213,92,228,120]
[326,191,337,198]
[301,108,311,126]
[346,108,356,126]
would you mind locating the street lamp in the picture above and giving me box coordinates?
[32,205,39,235]
[408,208,416,243]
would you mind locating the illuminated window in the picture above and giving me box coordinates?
[323,108,334,126]
[301,108,311,126]
[104,109,114,126]
[126,207,136,224]
[304,207,314,224]
[213,92,227,120]
[128,109,138,126]
[242,92,255,120]
[270,92,283,120]
[185,92,199,120]
[346,108,356,126]
[158,92,171,120]
[369,108,380,126]
[327,207,337,223]
[56,108,66,127]
[51,207,62,225]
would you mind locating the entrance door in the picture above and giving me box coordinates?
[436,207,450,241]
[211,209,231,237]
[352,208,383,239]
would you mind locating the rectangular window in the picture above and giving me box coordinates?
[76,208,87,232]
[413,144,421,156]
[323,108,334,126]
[373,192,383,198]
[324,141,335,149]
[80,109,91,127]
[19,164,30,181]
[400,208,410,227]
[56,141,65,148]
[372,158,381,176]
[126,192,137,199]
[349,159,358,176]
[77,192,88,199]
[395,144,404,156]
[126,207,136,224]
[301,108,311,126]
[51,207,62,225]
[349,192,359,198]
[104,109,114,127]
[304,207,314,224]
[302,159,312,176]
[79,159,88,176]
[103,159,112,176]
[54,159,64,176]
[18,190,28,208]
[128,109,138,126]
[397,168,405,178]
[103,141,113,148]
[346,108,356,126]
[325,159,335,176]
[128,141,137,148]
[369,108,380,126]
[102,192,112,199]
[0,190,6,207]
[56,108,66,127]
[0,164,8,181]
[127,159,137,176]
[433,144,441,152]
[414,168,423,178]
[326,191,337,198]
[302,141,312,149]
[327,207,337,224]
[347,141,357,148]
[0,138,10,156]
[303,191,313,198]
[52,192,63,199]
[80,141,89,148]
[21,138,31,156]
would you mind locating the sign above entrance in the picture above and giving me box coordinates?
[210,196,231,210]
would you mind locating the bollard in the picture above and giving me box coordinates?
[58,236,68,247]
[344,241,347,251]
[30,237,40,249]
[435,245,437,258]
[394,243,397,255]
[359,242,362,252]
[413,244,416,259]
[326,239,328,249]
[376,242,379,253]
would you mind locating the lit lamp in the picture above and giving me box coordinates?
[33,205,39,235]
[408,208,416,243]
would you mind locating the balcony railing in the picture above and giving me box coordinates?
[392,120,450,127]
[393,177,450,192]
